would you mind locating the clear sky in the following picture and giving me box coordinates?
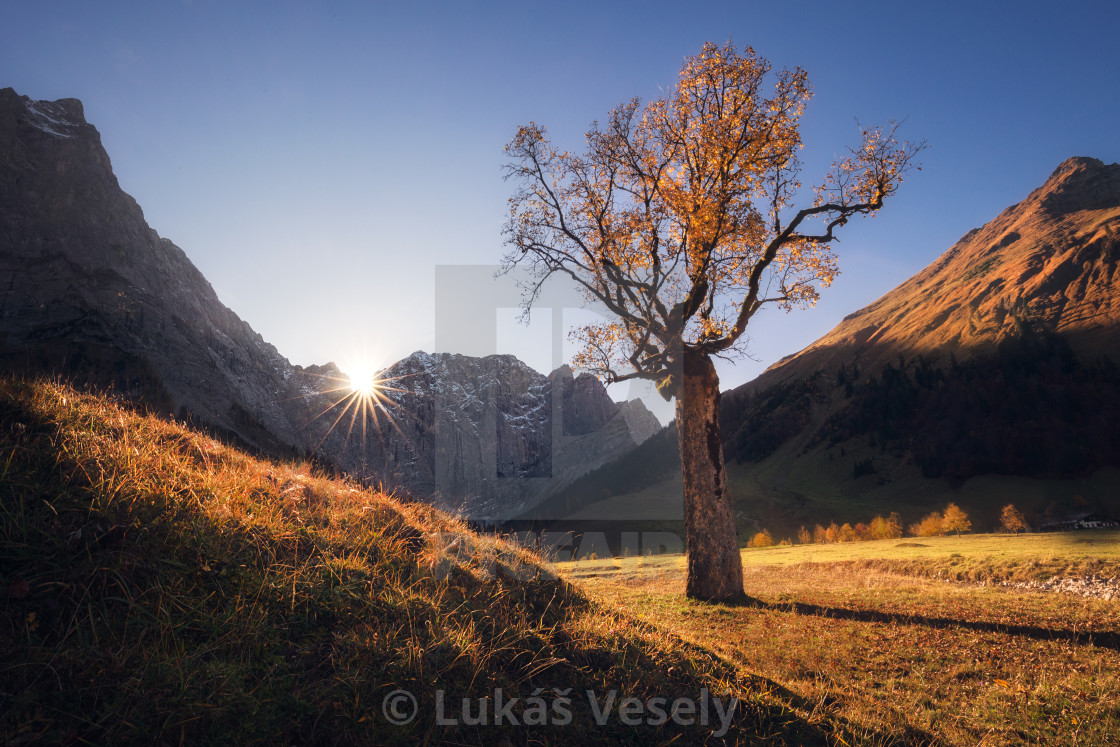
[4,0,1119,418]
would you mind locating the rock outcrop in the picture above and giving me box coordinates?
[0,87,312,455]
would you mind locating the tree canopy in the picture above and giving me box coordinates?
[941,503,972,536]
[503,41,923,398]
[1001,504,1029,533]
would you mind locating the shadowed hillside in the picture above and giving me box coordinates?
[725,325,1120,482]
[0,376,887,745]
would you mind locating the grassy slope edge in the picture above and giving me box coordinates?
[0,376,899,745]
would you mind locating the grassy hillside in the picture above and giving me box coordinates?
[543,329,1120,539]
[560,536,1120,745]
[0,376,892,745]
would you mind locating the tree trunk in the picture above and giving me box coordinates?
[676,350,745,601]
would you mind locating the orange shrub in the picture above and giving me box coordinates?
[910,511,943,537]
[748,529,774,548]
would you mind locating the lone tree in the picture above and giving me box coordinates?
[1000,504,1029,533]
[941,502,972,536]
[502,42,922,600]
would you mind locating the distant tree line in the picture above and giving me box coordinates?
[721,373,822,463]
[832,327,1120,481]
[748,503,972,547]
[746,502,1045,548]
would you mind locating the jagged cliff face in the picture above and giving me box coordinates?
[303,353,661,519]
[0,88,661,517]
[752,157,1120,390]
[0,88,313,454]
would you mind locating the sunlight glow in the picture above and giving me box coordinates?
[346,364,379,396]
[292,354,420,478]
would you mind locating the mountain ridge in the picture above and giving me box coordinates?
[748,156,1120,393]
[0,88,660,518]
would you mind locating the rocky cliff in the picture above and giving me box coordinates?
[0,88,312,454]
[0,88,661,517]
[302,353,661,519]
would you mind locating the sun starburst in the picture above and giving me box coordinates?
[346,364,380,397]
[295,355,419,477]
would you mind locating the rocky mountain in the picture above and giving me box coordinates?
[0,88,660,518]
[307,354,661,519]
[538,157,1120,532]
[0,88,310,455]
[719,156,1120,471]
[747,156,1120,391]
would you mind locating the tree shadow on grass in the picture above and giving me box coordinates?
[718,594,1120,652]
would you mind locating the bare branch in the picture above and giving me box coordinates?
[502,44,922,382]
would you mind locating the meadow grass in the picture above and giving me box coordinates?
[566,531,1120,583]
[559,535,1120,745]
[0,376,905,745]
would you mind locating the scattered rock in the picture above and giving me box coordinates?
[996,575,1119,601]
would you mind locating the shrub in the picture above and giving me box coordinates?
[910,511,944,537]
[748,529,774,548]
[868,514,903,540]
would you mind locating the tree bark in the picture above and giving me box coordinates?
[676,350,745,600]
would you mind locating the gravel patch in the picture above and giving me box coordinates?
[994,575,1119,600]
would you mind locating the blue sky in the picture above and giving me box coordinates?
[4,0,1119,413]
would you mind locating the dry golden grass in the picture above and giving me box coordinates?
[561,542,1120,745]
[0,376,902,745]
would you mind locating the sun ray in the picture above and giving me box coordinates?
[292,356,437,484]
[341,391,363,449]
[309,391,362,456]
[300,388,360,431]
